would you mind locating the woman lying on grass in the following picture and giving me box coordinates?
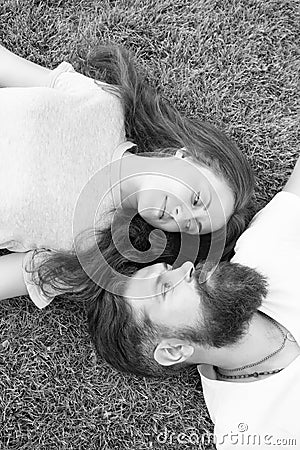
[0,44,253,307]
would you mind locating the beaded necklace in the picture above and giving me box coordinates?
[215,315,294,380]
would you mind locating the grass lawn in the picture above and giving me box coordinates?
[0,0,299,448]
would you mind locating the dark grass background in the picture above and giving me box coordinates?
[0,0,299,449]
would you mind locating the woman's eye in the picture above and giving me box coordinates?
[193,192,201,206]
[193,191,206,209]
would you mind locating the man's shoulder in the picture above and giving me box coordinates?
[247,191,300,230]
[233,191,300,256]
[198,357,300,439]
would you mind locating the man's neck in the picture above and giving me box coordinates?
[190,312,295,372]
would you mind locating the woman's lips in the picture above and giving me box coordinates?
[159,196,167,219]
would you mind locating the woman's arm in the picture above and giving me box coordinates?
[0,252,29,300]
[0,45,51,87]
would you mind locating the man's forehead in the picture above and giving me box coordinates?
[125,269,158,300]
[132,263,166,279]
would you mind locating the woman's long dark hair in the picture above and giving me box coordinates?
[30,212,183,299]
[30,45,255,298]
[87,45,254,244]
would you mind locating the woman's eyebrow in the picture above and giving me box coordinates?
[205,194,212,209]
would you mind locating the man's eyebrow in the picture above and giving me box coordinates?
[155,273,163,295]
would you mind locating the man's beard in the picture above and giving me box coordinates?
[190,262,268,348]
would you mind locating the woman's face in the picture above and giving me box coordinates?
[136,153,235,235]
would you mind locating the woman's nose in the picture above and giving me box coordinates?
[170,203,198,222]
[170,204,182,219]
[169,204,192,229]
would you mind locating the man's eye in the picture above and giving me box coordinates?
[185,220,191,231]
[162,282,171,297]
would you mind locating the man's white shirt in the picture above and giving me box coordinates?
[198,192,300,450]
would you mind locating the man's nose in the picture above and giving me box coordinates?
[180,261,195,281]
[161,261,195,286]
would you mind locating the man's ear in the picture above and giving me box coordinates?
[153,338,194,367]
[175,148,186,159]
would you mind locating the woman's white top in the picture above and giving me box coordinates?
[0,62,135,306]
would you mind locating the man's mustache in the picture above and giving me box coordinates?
[193,262,217,287]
